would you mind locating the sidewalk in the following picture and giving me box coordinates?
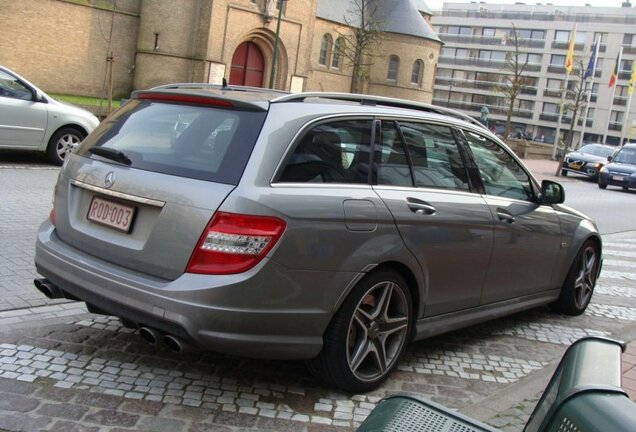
[623,342,636,400]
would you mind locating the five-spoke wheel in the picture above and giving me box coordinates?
[308,269,412,392]
[552,240,599,315]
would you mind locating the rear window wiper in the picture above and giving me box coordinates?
[88,147,132,166]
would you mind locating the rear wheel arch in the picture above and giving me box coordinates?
[372,261,421,331]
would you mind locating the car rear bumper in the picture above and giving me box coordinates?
[598,173,636,189]
[35,222,356,360]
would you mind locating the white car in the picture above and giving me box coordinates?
[0,66,100,165]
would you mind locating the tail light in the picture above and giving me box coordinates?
[186,212,286,275]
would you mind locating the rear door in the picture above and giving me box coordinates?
[460,130,562,304]
[372,120,494,316]
[0,69,47,148]
[54,96,267,280]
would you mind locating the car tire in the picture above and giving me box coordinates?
[47,127,85,166]
[307,269,412,393]
[560,170,568,176]
[598,183,607,189]
[551,240,599,316]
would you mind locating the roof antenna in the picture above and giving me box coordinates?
[222,78,228,89]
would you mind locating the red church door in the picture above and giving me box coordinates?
[229,42,265,87]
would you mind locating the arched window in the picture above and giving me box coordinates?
[332,37,344,69]
[319,34,333,66]
[411,60,424,85]
[387,55,399,81]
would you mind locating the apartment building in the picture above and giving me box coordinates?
[431,2,636,146]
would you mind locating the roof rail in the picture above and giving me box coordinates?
[151,82,289,96]
[271,92,488,130]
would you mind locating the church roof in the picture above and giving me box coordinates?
[316,0,440,43]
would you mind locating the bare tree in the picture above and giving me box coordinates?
[336,0,384,93]
[563,58,589,148]
[496,24,530,141]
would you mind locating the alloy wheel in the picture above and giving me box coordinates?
[56,133,81,161]
[574,246,597,309]
[346,281,409,382]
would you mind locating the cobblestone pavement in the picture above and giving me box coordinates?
[1,158,636,431]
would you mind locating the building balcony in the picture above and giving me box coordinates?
[551,41,585,51]
[614,97,627,106]
[577,119,593,127]
[438,56,541,72]
[609,122,623,131]
[543,89,561,98]
[622,46,636,55]
[540,113,559,122]
[548,65,566,73]
[433,99,534,119]
[619,71,633,80]
[438,33,546,49]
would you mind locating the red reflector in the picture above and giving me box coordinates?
[49,208,55,226]
[137,92,233,107]
[186,212,286,275]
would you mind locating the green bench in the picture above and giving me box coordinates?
[357,337,636,432]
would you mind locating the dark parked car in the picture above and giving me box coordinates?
[561,143,616,179]
[34,85,602,392]
[598,144,636,190]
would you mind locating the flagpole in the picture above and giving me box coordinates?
[620,61,636,146]
[578,39,600,149]
[620,91,634,147]
[602,46,623,145]
[552,24,576,160]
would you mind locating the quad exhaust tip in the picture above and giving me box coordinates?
[138,327,162,346]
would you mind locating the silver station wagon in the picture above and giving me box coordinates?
[34,85,602,392]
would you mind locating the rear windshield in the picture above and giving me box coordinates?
[76,100,266,184]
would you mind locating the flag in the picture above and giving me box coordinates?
[565,30,575,73]
[609,52,620,88]
[629,60,636,95]
[583,39,598,80]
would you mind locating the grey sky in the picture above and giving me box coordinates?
[425,0,631,13]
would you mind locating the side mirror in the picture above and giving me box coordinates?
[541,180,564,204]
[607,155,613,162]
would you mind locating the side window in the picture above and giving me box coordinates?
[0,70,33,101]
[463,131,533,201]
[278,119,372,184]
[376,121,412,187]
[399,122,470,191]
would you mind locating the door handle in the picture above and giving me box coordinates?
[496,208,515,223]
[407,198,436,215]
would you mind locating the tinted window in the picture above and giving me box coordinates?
[376,121,412,187]
[278,119,372,184]
[463,131,533,201]
[400,122,470,191]
[77,100,266,184]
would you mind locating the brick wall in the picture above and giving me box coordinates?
[0,0,140,98]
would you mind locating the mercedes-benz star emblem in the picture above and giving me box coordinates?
[104,171,116,189]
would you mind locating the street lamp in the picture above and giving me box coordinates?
[447,81,454,106]
[268,0,287,89]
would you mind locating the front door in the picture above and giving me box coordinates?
[229,42,265,87]
[461,130,562,304]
